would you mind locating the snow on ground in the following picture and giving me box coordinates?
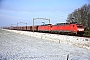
[0,29,90,60]
[5,29,90,49]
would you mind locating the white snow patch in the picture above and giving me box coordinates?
[4,29,90,49]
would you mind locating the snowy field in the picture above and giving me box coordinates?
[0,29,90,60]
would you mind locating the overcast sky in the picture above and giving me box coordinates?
[0,0,89,27]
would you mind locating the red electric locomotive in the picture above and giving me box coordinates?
[51,23,84,35]
[38,24,52,32]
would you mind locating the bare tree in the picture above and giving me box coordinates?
[66,4,90,30]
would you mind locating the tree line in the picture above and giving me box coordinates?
[66,4,90,31]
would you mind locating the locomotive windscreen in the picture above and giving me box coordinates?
[77,24,83,28]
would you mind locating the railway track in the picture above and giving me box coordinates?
[33,31,90,38]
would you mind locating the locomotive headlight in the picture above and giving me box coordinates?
[78,28,84,31]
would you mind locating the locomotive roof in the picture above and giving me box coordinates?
[55,23,70,25]
[55,22,79,25]
[41,24,52,26]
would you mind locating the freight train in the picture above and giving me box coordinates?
[3,22,84,35]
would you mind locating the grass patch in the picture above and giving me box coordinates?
[83,31,90,37]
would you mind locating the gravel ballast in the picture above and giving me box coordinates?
[0,29,90,60]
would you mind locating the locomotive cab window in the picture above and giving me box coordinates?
[50,25,52,28]
[77,26,83,28]
[77,24,83,28]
